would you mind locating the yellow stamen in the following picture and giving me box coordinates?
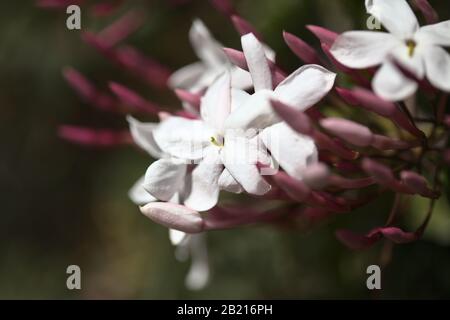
[210,136,223,147]
[406,40,416,57]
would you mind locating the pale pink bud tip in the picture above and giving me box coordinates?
[174,89,201,107]
[283,31,319,64]
[302,163,330,189]
[306,25,338,47]
[400,171,438,198]
[270,99,313,135]
[231,15,263,40]
[320,118,373,147]
[223,48,248,70]
[140,202,204,233]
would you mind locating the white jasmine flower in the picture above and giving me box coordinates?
[226,33,336,180]
[331,0,450,101]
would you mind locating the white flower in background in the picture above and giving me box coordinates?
[331,0,450,101]
[225,33,336,180]
[168,19,275,92]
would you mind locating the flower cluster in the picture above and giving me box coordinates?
[53,0,449,289]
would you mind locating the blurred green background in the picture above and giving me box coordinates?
[1,0,450,299]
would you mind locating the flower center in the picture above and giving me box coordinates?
[406,39,417,58]
[210,136,224,147]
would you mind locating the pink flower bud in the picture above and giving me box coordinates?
[400,171,438,198]
[270,99,314,135]
[336,229,379,250]
[414,0,439,24]
[306,25,338,47]
[174,89,202,109]
[63,67,117,112]
[302,163,330,189]
[272,172,311,202]
[109,82,161,115]
[283,31,320,64]
[58,126,131,147]
[231,15,263,40]
[140,202,204,233]
[361,158,396,186]
[97,10,144,47]
[372,135,415,150]
[223,47,248,70]
[336,87,395,117]
[320,118,373,147]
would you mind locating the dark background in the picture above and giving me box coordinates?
[0,0,449,299]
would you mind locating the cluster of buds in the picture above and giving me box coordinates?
[47,0,449,289]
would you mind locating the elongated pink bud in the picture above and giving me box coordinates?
[270,99,313,135]
[362,158,394,183]
[414,0,439,24]
[98,10,144,47]
[59,125,131,147]
[272,172,311,202]
[306,25,338,47]
[175,89,202,109]
[223,47,247,70]
[336,87,425,138]
[210,0,236,15]
[231,15,263,40]
[314,131,359,160]
[302,163,330,189]
[63,67,117,112]
[372,135,416,150]
[283,31,320,64]
[400,171,438,198]
[109,82,161,115]
[329,175,375,189]
[336,87,395,117]
[320,118,373,147]
[114,46,171,89]
[140,202,204,233]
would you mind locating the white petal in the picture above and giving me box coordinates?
[230,66,253,90]
[366,0,419,38]
[190,19,227,67]
[128,175,157,205]
[390,44,425,79]
[185,234,209,291]
[423,46,450,91]
[330,31,400,68]
[225,89,278,133]
[218,168,243,193]
[241,33,273,91]
[372,61,418,101]
[183,149,223,212]
[169,229,189,246]
[260,123,318,180]
[127,116,162,158]
[143,159,187,201]
[168,62,206,90]
[416,20,450,47]
[221,136,271,195]
[231,89,250,111]
[200,72,231,134]
[274,64,336,111]
[153,117,213,160]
